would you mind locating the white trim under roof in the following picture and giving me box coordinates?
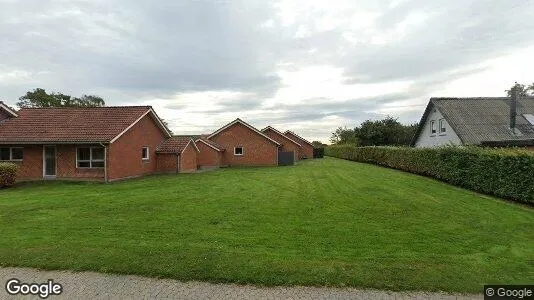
[0,102,18,117]
[183,139,200,153]
[284,130,314,147]
[195,139,222,152]
[207,118,281,146]
[261,126,302,147]
[110,108,172,144]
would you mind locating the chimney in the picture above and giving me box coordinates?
[510,84,518,132]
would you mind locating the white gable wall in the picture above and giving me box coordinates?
[415,107,462,147]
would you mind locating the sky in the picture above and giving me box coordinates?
[1,0,534,143]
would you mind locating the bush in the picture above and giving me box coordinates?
[313,147,324,158]
[325,145,534,205]
[0,162,18,188]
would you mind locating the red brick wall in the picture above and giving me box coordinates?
[196,141,221,167]
[156,153,179,173]
[263,129,300,161]
[285,132,314,159]
[108,114,167,181]
[179,143,198,172]
[210,123,278,166]
[56,145,104,180]
[7,144,104,181]
[7,145,42,180]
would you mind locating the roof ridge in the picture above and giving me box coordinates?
[19,105,152,110]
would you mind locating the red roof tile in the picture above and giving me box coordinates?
[157,137,198,153]
[0,106,154,143]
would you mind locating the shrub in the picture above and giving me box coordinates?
[325,145,534,205]
[313,147,325,158]
[0,162,18,188]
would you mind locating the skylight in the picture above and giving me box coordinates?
[523,114,534,125]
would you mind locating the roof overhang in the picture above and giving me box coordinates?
[480,139,534,147]
[261,126,302,147]
[0,102,18,117]
[0,141,109,145]
[283,130,314,147]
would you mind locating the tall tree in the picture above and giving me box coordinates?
[17,88,105,108]
[329,127,357,145]
[505,82,534,97]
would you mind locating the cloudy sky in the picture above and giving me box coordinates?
[1,0,534,142]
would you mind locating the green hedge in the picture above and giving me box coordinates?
[325,145,534,204]
[0,162,18,188]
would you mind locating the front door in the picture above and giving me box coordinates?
[43,146,57,178]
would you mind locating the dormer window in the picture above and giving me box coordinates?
[430,120,436,135]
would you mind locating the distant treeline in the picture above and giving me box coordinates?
[330,116,417,146]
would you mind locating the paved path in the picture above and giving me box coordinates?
[0,267,482,299]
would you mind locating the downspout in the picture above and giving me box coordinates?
[99,142,108,183]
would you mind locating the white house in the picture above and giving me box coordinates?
[412,96,534,147]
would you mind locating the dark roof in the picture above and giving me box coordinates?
[0,106,170,143]
[412,97,534,146]
[156,137,199,153]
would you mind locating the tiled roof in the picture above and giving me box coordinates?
[284,130,314,147]
[157,137,198,153]
[262,126,302,147]
[412,97,534,145]
[0,106,153,143]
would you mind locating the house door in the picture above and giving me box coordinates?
[43,146,57,178]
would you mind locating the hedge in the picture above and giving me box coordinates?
[325,145,534,205]
[0,162,18,188]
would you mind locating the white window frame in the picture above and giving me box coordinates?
[234,147,244,156]
[76,147,105,169]
[0,147,23,161]
[142,147,150,160]
[439,119,446,134]
[430,120,436,135]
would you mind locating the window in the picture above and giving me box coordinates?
[234,147,243,156]
[524,114,534,125]
[77,147,105,168]
[430,120,436,135]
[142,147,149,160]
[439,119,446,134]
[0,147,23,161]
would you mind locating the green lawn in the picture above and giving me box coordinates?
[0,157,532,293]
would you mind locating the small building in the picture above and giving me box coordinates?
[284,130,314,159]
[207,118,281,166]
[261,126,301,163]
[412,96,534,147]
[156,137,200,173]
[0,103,172,182]
[195,138,225,169]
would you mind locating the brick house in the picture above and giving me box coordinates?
[261,126,301,162]
[195,138,225,169]
[284,130,314,159]
[207,118,281,166]
[156,136,199,173]
[0,104,173,182]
